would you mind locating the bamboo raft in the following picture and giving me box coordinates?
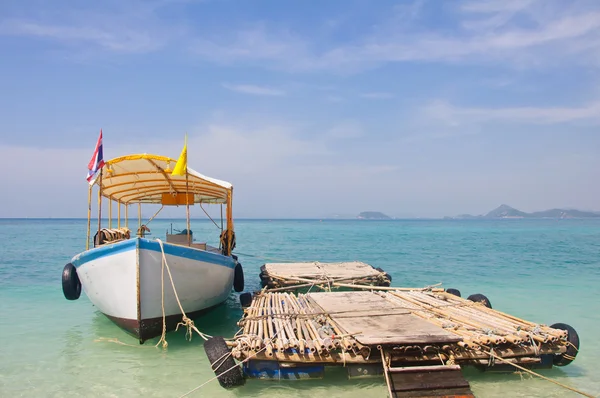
[231,290,568,364]
[225,289,578,396]
[259,261,392,291]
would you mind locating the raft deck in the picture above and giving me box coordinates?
[232,290,570,397]
[259,261,391,290]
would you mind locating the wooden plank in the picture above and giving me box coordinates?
[389,365,461,373]
[391,374,470,391]
[393,388,475,398]
[390,368,474,398]
[308,291,407,314]
[308,292,462,345]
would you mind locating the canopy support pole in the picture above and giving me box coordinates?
[138,203,141,231]
[125,204,128,228]
[108,199,112,229]
[96,169,103,247]
[145,205,164,227]
[117,202,121,228]
[186,172,191,246]
[225,189,234,255]
[86,184,92,250]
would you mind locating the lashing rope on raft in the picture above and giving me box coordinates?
[481,348,593,398]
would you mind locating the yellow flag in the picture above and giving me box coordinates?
[171,134,187,176]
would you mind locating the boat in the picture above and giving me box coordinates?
[61,151,244,343]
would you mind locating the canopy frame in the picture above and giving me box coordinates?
[85,153,235,255]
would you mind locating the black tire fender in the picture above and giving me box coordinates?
[233,263,244,293]
[62,263,81,300]
[467,293,492,309]
[550,323,580,366]
[239,292,253,308]
[204,336,245,388]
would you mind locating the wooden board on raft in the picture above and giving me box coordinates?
[388,366,475,398]
[307,292,462,345]
[264,261,382,279]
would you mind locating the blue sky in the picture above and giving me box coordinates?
[1,0,599,218]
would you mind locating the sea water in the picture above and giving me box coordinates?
[0,219,598,397]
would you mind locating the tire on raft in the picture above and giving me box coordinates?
[204,336,245,388]
[259,265,275,288]
[550,323,580,366]
[375,267,392,284]
[445,288,461,297]
[467,293,492,309]
[233,263,244,293]
[62,263,81,300]
[239,292,253,308]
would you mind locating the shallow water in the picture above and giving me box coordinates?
[0,219,598,397]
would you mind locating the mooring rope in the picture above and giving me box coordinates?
[178,332,280,398]
[155,239,212,348]
[232,251,303,263]
[94,337,155,348]
[481,349,594,398]
[199,203,222,230]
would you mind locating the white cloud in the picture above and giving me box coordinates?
[361,92,395,99]
[325,95,345,103]
[6,0,600,69]
[422,100,600,125]
[325,121,363,139]
[0,1,183,54]
[190,25,311,67]
[188,1,600,72]
[460,0,536,14]
[2,117,599,218]
[222,83,285,96]
[0,120,335,217]
[0,20,165,53]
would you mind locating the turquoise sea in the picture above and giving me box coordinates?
[0,218,599,397]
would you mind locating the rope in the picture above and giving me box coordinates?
[94,337,154,348]
[482,349,595,398]
[178,332,279,398]
[155,239,212,349]
[200,203,221,230]
[232,251,302,263]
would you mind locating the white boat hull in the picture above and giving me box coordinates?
[71,238,236,342]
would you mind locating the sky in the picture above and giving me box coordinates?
[0,0,599,218]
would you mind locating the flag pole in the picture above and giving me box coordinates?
[86,184,92,250]
[171,133,190,245]
[186,170,191,246]
[185,133,191,246]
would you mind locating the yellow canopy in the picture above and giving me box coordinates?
[89,154,232,204]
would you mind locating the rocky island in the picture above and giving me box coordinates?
[357,211,392,220]
[447,204,600,219]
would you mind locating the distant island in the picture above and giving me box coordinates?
[446,204,600,219]
[357,211,391,220]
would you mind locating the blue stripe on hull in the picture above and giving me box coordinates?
[71,238,137,267]
[138,239,235,269]
[71,238,235,269]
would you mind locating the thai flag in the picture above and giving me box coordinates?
[86,129,105,183]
